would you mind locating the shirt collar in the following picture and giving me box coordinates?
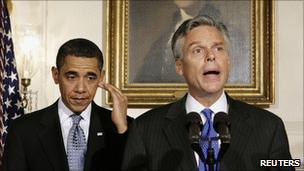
[175,9,193,30]
[179,8,193,21]
[58,97,91,122]
[186,91,228,115]
[210,92,228,114]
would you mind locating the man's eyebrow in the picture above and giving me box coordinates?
[64,71,78,75]
[212,42,225,46]
[186,41,226,50]
[86,72,97,76]
[188,41,202,48]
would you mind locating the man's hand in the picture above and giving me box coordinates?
[99,82,128,134]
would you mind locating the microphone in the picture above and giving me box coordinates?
[187,112,202,145]
[213,112,230,162]
[186,112,205,163]
[213,112,231,144]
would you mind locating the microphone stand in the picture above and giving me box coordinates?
[198,136,219,171]
[206,139,215,171]
[191,143,205,164]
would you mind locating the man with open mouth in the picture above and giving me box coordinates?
[122,15,293,171]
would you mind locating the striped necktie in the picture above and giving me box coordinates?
[198,108,219,171]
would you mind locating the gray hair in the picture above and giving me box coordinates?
[171,15,230,59]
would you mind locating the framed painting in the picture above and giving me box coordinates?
[105,0,274,107]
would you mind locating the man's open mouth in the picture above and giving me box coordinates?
[203,71,220,75]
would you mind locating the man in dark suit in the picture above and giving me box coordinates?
[122,15,294,171]
[3,38,132,171]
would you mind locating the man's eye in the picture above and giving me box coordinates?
[215,46,224,51]
[67,75,76,79]
[193,48,203,54]
[88,76,97,80]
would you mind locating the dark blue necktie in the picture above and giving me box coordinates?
[67,114,87,171]
[198,108,219,171]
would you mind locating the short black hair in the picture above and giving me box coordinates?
[56,38,103,69]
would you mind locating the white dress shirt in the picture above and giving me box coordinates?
[58,98,91,152]
[185,91,228,165]
[174,8,194,30]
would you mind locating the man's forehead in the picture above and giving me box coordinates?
[62,56,98,66]
[60,57,100,73]
[187,26,223,37]
[64,55,98,62]
[63,69,98,75]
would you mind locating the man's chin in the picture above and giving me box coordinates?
[201,86,224,97]
[69,104,89,114]
[203,83,224,91]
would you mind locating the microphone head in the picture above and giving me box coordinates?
[213,112,231,159]
[187,112,202,125]
[187,112,202,145]
[213,112,230,133]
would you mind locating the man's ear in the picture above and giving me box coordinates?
[51,66,59,84]
[175,59,183,76]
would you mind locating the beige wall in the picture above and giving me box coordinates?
[271,1,303,161]
[10,1,303,161]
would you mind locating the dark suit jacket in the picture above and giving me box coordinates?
[122,94,294,171]
[2,101,131,171]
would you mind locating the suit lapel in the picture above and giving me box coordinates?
[220,95,254,169]
[84,103,105,171]
[163,96,198,171]
[38,102,69,171]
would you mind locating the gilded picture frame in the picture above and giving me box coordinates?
[105,0,274,108]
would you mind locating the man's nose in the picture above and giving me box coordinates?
[205,49,215,62]
[75,79,87,93]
